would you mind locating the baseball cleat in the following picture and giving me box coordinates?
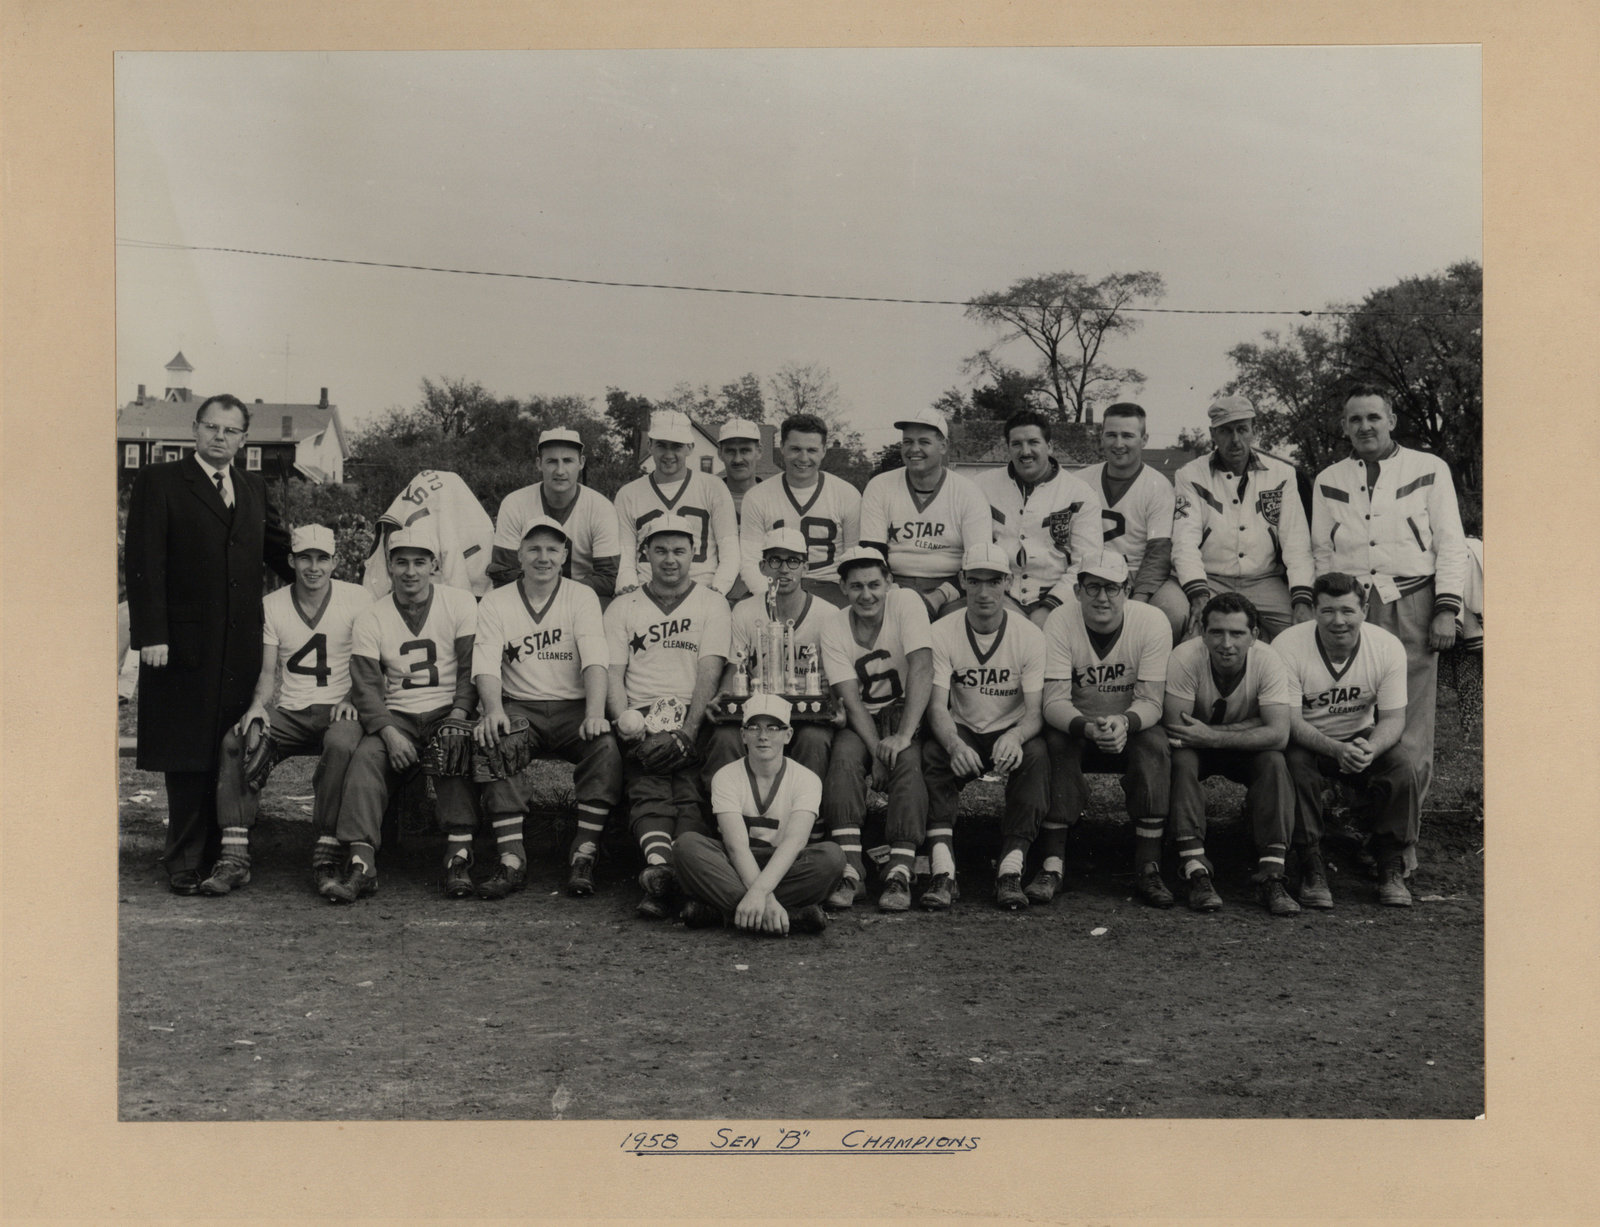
[312,861,343,897]
[1134,862,1175,909]
[1024,869,1062,905]
[167,870,202,896]
[442,857,475,899]
[877,875,912,912]
[1376,863,1413,907]
[1296,851,1334,910]
[789,904,828,935]
[476,859,527,901]
[679,899,722,929]
[1186,870,1223,912]
[325,864,377,904]
[995,873,1029,911]
[920,873,955,912]
[198,858,251,896]
[564,853,596,897]
[824,875,861,912]
[1258,876,1302,917]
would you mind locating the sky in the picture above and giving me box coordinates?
[115,48,1481,452]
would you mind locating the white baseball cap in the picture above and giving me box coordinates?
[537,426,584,452]
[520,514,570,543]
[290,524,335,555]
[762,527,807,558]
[893,406,949,438]
[1077,549,1129,584]
[835,544,890,580]
[386,526,436,557]
[742,693,792,728]
[641,513,698,545]
[648,410,696,445]
[961,542,1012,578]
[718,417,762,444]
[1207,394,1256,428]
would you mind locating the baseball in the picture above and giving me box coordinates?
[616,709,646,738]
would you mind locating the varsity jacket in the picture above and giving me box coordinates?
[975,460,1103,610]
[1171,449,1313,604]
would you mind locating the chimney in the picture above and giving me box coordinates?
[137,384,146,403]
[255,398,263,403]
[319,387,329,409]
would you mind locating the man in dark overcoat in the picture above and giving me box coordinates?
[125,393,293,893]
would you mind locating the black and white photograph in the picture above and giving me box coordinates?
[110,46,1487,1126]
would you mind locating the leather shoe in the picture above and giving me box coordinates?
[995,873,1029,911]
[167,870,201,896]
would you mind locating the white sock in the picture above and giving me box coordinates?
[997,849,1024,877]
[501,853,523,870]
[930,844,956,877]
[1042,856,1064,875]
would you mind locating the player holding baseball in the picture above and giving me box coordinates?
[817,545,934,912]
[1039,550,1174,908]
[603,514,732,919]
[472,515,622,900]
[488,426,623,599]
[207,524,370,896]
[924,543,1050,911]
[675,695,847,935]
[323,528,480,903]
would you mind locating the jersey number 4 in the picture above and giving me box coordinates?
[854,649,904,707]
[285,633,331,686]
[398,639,440,689]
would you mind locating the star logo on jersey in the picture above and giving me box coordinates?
[503,641,524,664]
[885,521,903,543]
[629,631,648,654]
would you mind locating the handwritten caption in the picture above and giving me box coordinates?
[620,1128,981,1156]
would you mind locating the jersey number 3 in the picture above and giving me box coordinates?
[398,639,440,689]
[285,633,331,686]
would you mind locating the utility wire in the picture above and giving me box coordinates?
[116,237,1480,319]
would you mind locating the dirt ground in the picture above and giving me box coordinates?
[117,695,1483,1122]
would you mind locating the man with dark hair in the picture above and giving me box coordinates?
[489,426,622,599]
[1163,591,1300,916]
[1079,402,1189,643]
[975,409,1103,628]
[738,412,861,609]
[716,417,765,604]
[125,393,294,894]
[1274,570,1419,907]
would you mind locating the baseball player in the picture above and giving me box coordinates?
[323,528,480,903]
[974,409,1102,627]
[703,528,834,786]
[1078,402,1189,643]
[1163,592,1300,916]
[716,417,765,604]
[206,524,371,896]
[925,543,1050,911]
[613,410,740,596]
[603,514,732,919]
[858,406,993,618]
[1275,571,1419,908]
[472,515,623,900]
[1172,395,1314,642]
[489,426,623,600]
[675,695,846,934]
[1310,386,1467,825]
[817,545,933,912]
[737,412,862,608]
[1039,550,1174,908]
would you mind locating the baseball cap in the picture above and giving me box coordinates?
[835,544,890,580]
[290,524,335,556]
[520,514,570,543]
[762,527,807,558]
[1207,394,1256,428]
[537,426,584,452]
[1077,550,1129,584]
[641,513,698,545]
[648,410,696,445]
[742,693,792,728]
[386,527,436,557]
[718,417,762,444]
[960,542,1012,578]
[893,406,949,438]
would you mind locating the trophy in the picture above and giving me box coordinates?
[716,610,834,725]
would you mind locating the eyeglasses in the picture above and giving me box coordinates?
[765,556,807,571]
[1078,581,1126,598]
[197,423,246,438]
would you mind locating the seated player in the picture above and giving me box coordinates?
[1274,571,1419,908]
[488,426,622,599]
[1039,550,1174,907]
[817,545,933,912]
[324,528,480,903]
[473,515,623,900]
[703,528,834,784]
[925,543,1050,911]
[603,514,731,918]
[207,524,371,896]
[1163,592,1299,916]
[675,695,846,935]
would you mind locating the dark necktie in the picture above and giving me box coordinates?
[214,472,233,509]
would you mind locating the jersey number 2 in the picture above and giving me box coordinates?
[285,634,331,686]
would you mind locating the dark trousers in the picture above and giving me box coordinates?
[479,698,623,818]
[161,771,222,875]
[337,706,478,851]
[674,831,845,914]
[1285,741,1420,860]
[924,724,1048,848]
[1169,747,1293,877]
[822,719,927,846]
[215,704,363,835]
[1045,724,1170,829]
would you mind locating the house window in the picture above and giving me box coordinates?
[245,446,262,471]
[700,456,714,472]
[124,444,140,468]
[165,448,182,462]
[282,415,294,439]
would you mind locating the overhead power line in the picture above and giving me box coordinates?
[115,237,1479,319]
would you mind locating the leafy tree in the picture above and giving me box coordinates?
[964,271,1166,423]
[718,372,766,426]
[604,387,655,451]
[767,361,842,428]
[872,442,904,474]
[1222,317,1351,476]
[970,366,1046,422]
[1175,425,1213,456]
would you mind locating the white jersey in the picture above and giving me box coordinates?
[350,584,478,716]
[1165,637,1292,726]
[976,462,1104,607]
[930,611,1046,735]
[818,587,932,714]
[730,592,830,667]
[1080,462,1176,574]
[614,470,740,592]
[263,580,371,711]
[604,582,732,710]
[709,758,823,847]
[472,577,609,702]
[858,468,993,581]
[492,484,621,590]
[1271,620,1408,741]
[1042,598,1171,729]
[737,472,862,594]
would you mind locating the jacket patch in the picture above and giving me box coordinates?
[1042,504,1080,552]
[1257,486,1283,527]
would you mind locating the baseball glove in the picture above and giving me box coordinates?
[424,716,476,777]
[632,728,697,772]
[241,718,279,793]
[476,716,537,782]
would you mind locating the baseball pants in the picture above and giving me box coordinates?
[336,705,478,851]
[673,831,846,915]
[1044,724,1170,832]
[822,712,928,848]
[802,577,848,608]
[1286,741,1420,863]
[623,737,714,851]
[478,698,623,820]
[1169,747,1294,879]
[215,704,362,835]
[923,723,1048,851]
[1363,581,1440,811]
[1202,573,1294,643]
